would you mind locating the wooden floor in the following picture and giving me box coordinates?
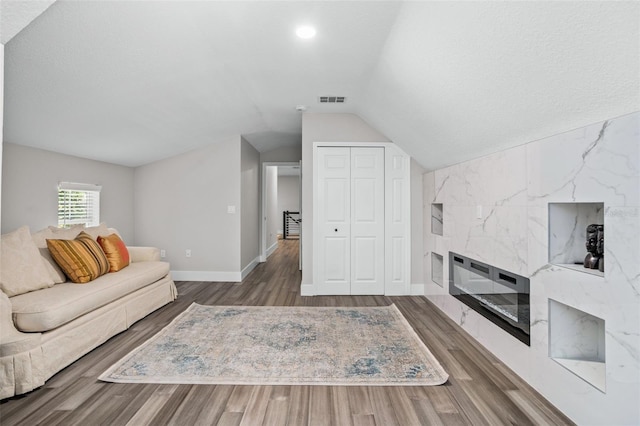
[0,239,573,425]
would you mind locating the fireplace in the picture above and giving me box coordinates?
[449,252,530,345]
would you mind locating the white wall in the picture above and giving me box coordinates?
[422,112,639,425]
[301,113,390,286]
[277,175,299,234]
[240,137,260,272]
[1,143,135,241]
[0,44,4,229]
[265,166,278,254]
[359,1,640,172]
[134,137,241,278]
[410,158,424,286]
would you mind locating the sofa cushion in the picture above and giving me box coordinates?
[83,223,110,240]
[10,261,170,332]
[32,225,85,284]
[0,226,55,297]
[38,248,67,284]
[97,234,130,272]
[32,224,85,249]
[47,232,110,283]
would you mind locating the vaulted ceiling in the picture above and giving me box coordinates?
[3,1,638,169]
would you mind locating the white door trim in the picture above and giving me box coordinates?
[260,161,299,262]
[311,142,411,296]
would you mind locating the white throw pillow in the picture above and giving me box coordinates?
[38,247,68,284]
[32,226,82,284]
[0,226,55,297]
[84,222,110,240]
[47,224,85,240]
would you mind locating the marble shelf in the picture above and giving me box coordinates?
[431,252,443,287]
[548,202,605,278]
[552,358,606,393]
[549,299,606,393]
[555,263,604,278]
[431,203,443,236]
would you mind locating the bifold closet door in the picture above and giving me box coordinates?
[317,147,384,295]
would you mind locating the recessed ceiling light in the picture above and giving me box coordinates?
[296,26,316,39]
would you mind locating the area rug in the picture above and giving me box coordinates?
[99,303,448,386]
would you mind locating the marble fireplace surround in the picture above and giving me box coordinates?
[422,111,639,425]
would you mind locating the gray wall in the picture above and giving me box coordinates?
[133,137,241,273]
[260,145,302,163]
[240,137,260,270]
[1,143,135,241]
[301,113,390,286]
[277,175,299,234]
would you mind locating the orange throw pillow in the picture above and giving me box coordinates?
[47,232,110,283]
[97,233,130,272]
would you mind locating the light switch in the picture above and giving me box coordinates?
[227,205,236,214]
[476,205,483,219]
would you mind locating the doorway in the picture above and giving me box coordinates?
[261,162,301,269]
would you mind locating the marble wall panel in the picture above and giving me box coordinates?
[422,111,640,425]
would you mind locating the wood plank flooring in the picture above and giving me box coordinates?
[0,240,574,425]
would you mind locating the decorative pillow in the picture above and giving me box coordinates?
[46,224,85,240]
[97,233,130,272]
[47,232,110,283]
[0,226,55,296]
[33,225,86,284]
[38,247,68,283]
[84,222,110,240]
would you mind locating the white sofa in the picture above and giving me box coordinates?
[0,224,177,399]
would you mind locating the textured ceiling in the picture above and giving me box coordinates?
[3,1,639,169]
[0,0,56,44]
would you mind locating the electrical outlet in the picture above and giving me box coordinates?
[160,249,166,258]
[227,205,236,214]
[185,249,191,258]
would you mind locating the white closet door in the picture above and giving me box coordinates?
[317,147,351,294]
[350,147,385,295]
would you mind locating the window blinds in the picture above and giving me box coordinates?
[57,182,102,228]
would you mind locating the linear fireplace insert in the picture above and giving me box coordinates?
[449,252,530,345]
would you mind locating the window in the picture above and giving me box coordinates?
[57,182,102,228]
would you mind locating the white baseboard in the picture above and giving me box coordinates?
[241,256,260,280]
[300,283,315,296]
[411,283,426,296]
[266,241,278,258]
[302,283,422,297]
[171,270,241,282]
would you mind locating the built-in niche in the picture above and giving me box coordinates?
[431,203,443,236]
[548,202,604,277]
[549,299,606,392]
[431,252,443,287]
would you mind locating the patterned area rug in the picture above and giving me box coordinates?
[99,304,449,386]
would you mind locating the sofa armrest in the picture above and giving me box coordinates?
[0,291,45,398]
[0,292,41,356]
[127,246,161,262]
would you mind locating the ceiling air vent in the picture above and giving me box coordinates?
[318,96,346,104]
